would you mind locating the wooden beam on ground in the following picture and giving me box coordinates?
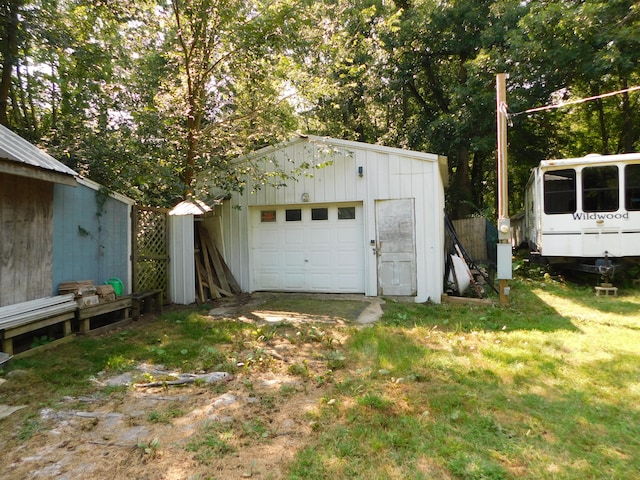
[198,226,221,299]
[213,243,242,294]
[200,225,231,294]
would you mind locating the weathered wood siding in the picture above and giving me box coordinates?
[53,182,131,294]
[0,173,54,306]
[452,217,487,261]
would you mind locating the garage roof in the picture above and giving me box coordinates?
[232,135,449,186]
[0,124,78,186]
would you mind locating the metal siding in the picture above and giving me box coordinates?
[53,183,131,295]
[0,124,77,178]
[213,137,446,302]
[169,215,196,304]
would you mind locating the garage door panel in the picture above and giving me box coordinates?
[308,273,331,290]
[252,204,364,293]
[284,273,305,289]
[309,250,331,265]
[285,251,305,266]
[255,229,279,247]
[308,229,331,244]
[284,229,304,246]
[336,273,361,290]
[255,252,280,267]
[336,250,361,267]
[257,273,280,289]
[337,227,360,242]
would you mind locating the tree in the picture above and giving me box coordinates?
[0,0,21,126]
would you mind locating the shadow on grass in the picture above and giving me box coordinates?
[289,326,640,480]
[381,280,580,334]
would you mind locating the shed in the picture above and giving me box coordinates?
[168,199,213,305]
[201,135,448,303]
[53,177,135,295]
[0,125,78,306]
[0,124,133,307]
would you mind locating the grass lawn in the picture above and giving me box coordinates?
[1,278,640,479]
[289,278,640,479]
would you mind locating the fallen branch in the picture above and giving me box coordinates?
[89,440,136,449]
[134,372,231,388]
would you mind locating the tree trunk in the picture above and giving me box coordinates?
[0,0,20,127]
[620,78,633,153]
[592,84,609,154]
[450,144,475,219]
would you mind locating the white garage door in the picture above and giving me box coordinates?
[251,203,364,292]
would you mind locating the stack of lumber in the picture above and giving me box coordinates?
[95,285,116,303]
[58,280,99,307]
[58,280,95,297]
[58,280,117,305]
[195,224,241,302]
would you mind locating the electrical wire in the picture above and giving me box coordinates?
[509,84,640,118]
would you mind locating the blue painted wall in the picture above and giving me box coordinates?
[52,182,130,295]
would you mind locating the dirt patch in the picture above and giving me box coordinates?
[5,375,323,479]
[0,299,362,480]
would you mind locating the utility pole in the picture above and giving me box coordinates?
[496,73,512,304]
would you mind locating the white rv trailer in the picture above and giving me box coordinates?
[523,152,640,273]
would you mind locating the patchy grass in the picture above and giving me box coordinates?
[1,285,640,479]
[289,279,640,479]
[256,295,368,321]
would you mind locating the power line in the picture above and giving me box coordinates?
[510,84,640,117]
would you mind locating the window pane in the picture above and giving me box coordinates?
[286,209,302,221]
[544,169,576,214]
[338,207,356,220]
[625,164,640,211]
[311,208,328,220]
[261,210,276,222]
[582,166,618,212]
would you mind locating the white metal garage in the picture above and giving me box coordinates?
[250,203,364,292]
[201,135,448,303]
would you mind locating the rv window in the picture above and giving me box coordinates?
[544,169,576,214]
[582,166,618,212]
[625,164,640,211]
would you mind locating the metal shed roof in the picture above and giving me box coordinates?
[0,124,78,185]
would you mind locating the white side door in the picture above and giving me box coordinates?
[375,198,417,296]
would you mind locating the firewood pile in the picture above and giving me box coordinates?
[195,224,241,302]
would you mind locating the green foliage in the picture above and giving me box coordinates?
[2,0,638,211]
[30,335,54,348]
[18,414,44,442]
[137,437,161,457]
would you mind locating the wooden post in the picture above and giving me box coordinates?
[497,74,508,221]
[496,74,511,304]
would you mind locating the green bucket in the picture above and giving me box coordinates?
[105,277,124,296]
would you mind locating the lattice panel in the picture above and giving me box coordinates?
[133,206,169,297]
[136,259,168,292]
[136,209,167,257]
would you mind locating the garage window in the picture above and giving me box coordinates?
[338,207,356,220]
[286,209,302,221]
[311,208,328,220]
[261,210,276,222]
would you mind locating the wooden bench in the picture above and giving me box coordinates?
[132,290,163,320]
[76,296,133,334]
[595,286,618,296]
[0,295,77,355]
